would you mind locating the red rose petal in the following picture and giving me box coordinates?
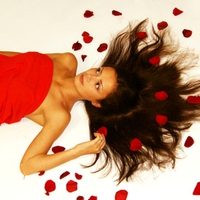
[136,32,148,39]
[193,182,200,195]
[97,43,108,52]
[97,126,108,137]
[77,196,84,200]
[184,136,194,148]
[75,173,82,180]
[44,180,56,196]
[149,56,160,65]
[88,196,97,200]
[72,41,82,51]
[52,145,66,154]
[60,171,70,179]
[186,96,200,104]
[182,29,192,38]
[38,171,45,176]
[112,10,122,16]
[115,190,128,200]
[157,21,168,30]
[83,35,93,43]
[156,115,168,126]
[81,55,87,61]
[155,91,168,101]
[66,180,78,192]
[130,138,142,151]
[173,7,183,16]
[84,10,94,18]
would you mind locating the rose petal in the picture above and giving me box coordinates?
[184,136,194,148]
[77,196,84,200]
[130,138,142,151]
[72,41,82,51]
[156,115,168,126]
[136,32,148,39]
[97,126,108,137]
[84,10,94,18]
[75,173,82,180]
[157,21,168,30]
[66,180,78,192]
[173,7,183,16]
[81,55,87,62]
[155,91,168,101]
[193,182,200,195]
[182,29,192,38]
[44,180,56,196]
[60,171,70,179]
[82,31,90,37]
[149,56,160,65]
[52,145,65,154]
[83,35,93,43]
[186,96,200,104]
[112,10,122,16]
[115,190,128,200]
[88,196,97,200]
[38,171,45,176]
[97,43,108,52]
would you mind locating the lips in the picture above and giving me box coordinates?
[80,74,84,85]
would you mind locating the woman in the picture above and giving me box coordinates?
[0,50,118,175]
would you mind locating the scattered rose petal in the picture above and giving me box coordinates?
[97,43,108,52]
[88,196,97,200]
[112,10,122,16]
[184,136,194,148]
[182,29,192,38]
[156,114,168,126]
[82,31,90,37]
[157,21,168,30]
[193,182,200,195]
[60,171,70,179]
[83,35,93,43]
[173,7,183,16]
[84,10,94,18]
[97,126,108,137]
[75,173,82,180]
[149,56,160,65]
[186,95,200,104]
[81,55,87,61]
[155,91,168,101]
[130,138,142,151]
[136,32,148,39]
[44,180,56,196]
[52,145,66,154]
[77,196,84,200]
[66,180,78,192]
[72,41,82,51]
[115,189,128,200]
[38,171,45,176]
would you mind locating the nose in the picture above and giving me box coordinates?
[86,73,97,82]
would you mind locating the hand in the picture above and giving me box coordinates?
[75,132,106,156]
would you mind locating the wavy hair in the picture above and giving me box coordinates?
[84,19,200,183]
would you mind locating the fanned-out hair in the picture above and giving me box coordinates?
[84,19,200,184]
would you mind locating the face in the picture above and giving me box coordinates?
[75,67,117,106]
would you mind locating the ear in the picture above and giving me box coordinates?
[91,101,101,108]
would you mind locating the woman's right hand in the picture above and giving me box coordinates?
[75,133,106,156]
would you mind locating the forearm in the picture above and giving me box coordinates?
[20,146,80,175]
[0,51,21,56]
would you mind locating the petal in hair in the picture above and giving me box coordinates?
[155,91,168,101]
[149,56,160,65]
[156,115,168,126]
[186,96,200,104]
[130,138,142,151]
[136,32,148,39]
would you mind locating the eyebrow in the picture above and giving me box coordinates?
[100,67,104,91]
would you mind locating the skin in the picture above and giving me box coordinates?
[0,51,117,175]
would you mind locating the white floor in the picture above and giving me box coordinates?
[0,0,200,199]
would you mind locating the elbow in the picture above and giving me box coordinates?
[20,161,30,176]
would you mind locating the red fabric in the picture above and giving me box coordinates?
[0,52,53,124]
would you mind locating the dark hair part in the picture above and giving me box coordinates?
[84,19,200,184]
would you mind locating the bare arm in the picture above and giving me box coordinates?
[0,51,21,56]
[20,111,105,175]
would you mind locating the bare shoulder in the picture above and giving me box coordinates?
[47,52,78,76]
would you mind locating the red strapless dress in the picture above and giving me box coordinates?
[0,52,53,124]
